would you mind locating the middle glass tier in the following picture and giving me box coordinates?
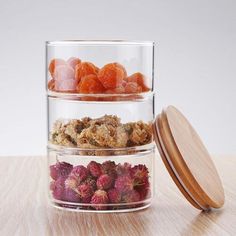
[48,93,155,150]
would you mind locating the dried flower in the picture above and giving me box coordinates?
[77,184,94,203]
[91,190,109,210]
[108,188,121,203]
[122,190,140,203]
[50,161,73,180]
[96,174,114,190]
[114,175,133,194]
[87,161,103,178]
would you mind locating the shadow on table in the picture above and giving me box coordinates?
[181,209,223,236]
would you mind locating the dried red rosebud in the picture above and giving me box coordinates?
[50,177,66,200]
[91,190,109,210]
[122,190,140,203]
[87,161,103,178]
[50,161,73,181]
[108,188,121,203]
[114,175,134,194]
[96,174,114,190]
[77,184,94,203]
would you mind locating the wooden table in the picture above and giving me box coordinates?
[0,155,235,236]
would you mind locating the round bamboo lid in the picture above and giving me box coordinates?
[153,106,225,210]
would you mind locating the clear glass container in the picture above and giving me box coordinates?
[46,40,155,212]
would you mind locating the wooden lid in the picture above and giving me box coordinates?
[153,106,225,210]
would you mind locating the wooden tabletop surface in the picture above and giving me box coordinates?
[0,155,235,236]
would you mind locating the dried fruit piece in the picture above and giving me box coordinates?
[48,58,66,78]
[67,57,81,70]
[54,65,75,81]
[50,162,73,181]
[125,72,149,92]
[97,174,114,190]
[87,161,103,178]
[115,175,133,194]
[124,82,142,94]
[75,62,99,82]
[108,188,121,203]
[48,79,55,91]
[55,79,78,92]
[77,75,105,94]
[98,63,126,89]
[91,190,109,210]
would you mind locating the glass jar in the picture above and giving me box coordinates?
[46,40,155,212]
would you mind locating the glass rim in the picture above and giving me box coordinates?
[46,40,155,46]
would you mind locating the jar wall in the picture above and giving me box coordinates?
[46,40,155,212]
[48,146,155,212]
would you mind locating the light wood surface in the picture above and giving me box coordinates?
[0,155,235,236]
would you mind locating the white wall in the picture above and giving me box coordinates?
[0,0,235,155]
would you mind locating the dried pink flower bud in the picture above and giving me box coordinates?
[50,161,73,180]
[96,174,114,190]
[114,175,134,194]
[116,162,131,176]
[91,190,109,210]
[122,190,140,203]
[102,161,117,179]
[108,188,121,203]
[50,177,66,200]
[130,164,149,186]
[87,161,103,178]
[64,188,80,203]
[77,184,94,203]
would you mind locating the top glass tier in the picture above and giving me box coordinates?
[46,40,154,100]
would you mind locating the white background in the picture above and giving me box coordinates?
[0,0,235,155]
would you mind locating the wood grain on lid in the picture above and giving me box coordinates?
[159,106,225,209]
[153,116,202,210]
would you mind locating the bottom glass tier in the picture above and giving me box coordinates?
[47,144,155,213]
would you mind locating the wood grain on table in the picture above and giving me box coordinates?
[0,155,235,236]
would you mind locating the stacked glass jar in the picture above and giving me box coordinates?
[46,40,155,212]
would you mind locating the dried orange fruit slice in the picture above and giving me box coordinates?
[48,59,66,78]
[125,82,142,93]
[54,65,75,81]
[98,63,126,89]
[55,79,77,92]
[125,72,149,92]
[78,74,105,94]
[48,79,55,91]
[75,62,99,82]
[67,57,81,70]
